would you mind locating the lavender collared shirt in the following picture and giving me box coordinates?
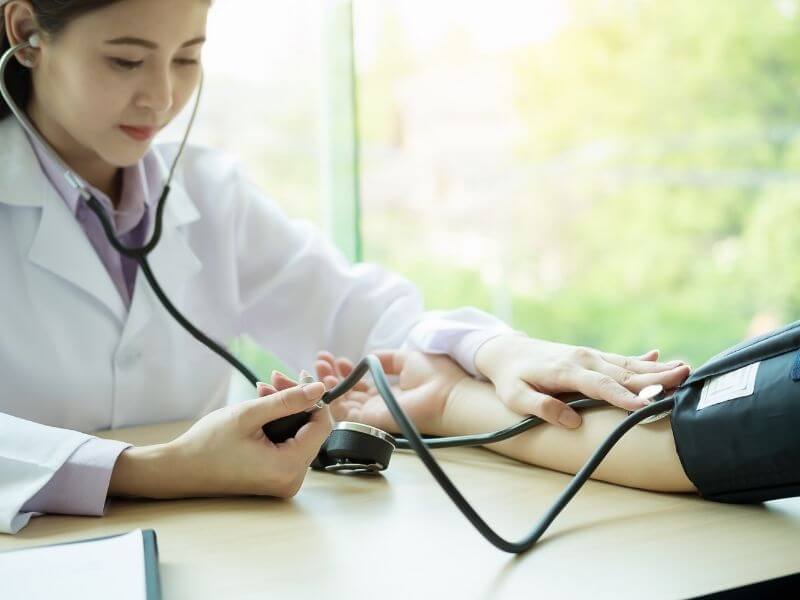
[20,133,163,517]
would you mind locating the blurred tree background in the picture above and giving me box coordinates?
[356,0,800,366]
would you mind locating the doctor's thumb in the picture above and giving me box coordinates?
[238,381,326,428]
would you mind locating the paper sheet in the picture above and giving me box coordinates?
[0,529,147,600]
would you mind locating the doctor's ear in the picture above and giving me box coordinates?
[17,32,39,66]
[3,0,43,67]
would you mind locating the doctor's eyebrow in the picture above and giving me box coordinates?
[103,36,206,49]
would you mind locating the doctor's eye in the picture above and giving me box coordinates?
[109,57,143,70]
[108,57,198,71]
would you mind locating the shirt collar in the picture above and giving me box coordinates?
[25,130,164,236]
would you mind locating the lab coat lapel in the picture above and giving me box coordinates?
[120,178,202,346]
[27,190,129,323]
[0,118,129,324]
[0,118,203,334]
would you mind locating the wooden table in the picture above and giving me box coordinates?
[1,420,799,599]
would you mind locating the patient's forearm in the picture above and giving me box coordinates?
[441,378,696,493]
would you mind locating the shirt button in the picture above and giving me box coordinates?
[118,350,142,368]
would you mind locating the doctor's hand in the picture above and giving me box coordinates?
[109,377,332,500]
[474,335,691,429]
[311,350,469,435]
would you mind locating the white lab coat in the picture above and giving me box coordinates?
[0,117,511,533]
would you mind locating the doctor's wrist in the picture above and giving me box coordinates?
[108,443,183,500]
[474,333,518,379]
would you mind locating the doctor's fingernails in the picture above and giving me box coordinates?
[271,369,293,381]
[256,382,276,395]
[558,408,582,428]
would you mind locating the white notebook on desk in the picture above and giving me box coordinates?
[0,528,160,600]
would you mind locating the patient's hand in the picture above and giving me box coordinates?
[314,350,469,435]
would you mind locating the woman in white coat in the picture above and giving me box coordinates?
[0,0,690,534]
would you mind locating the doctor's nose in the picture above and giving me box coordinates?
[136,68,174,114]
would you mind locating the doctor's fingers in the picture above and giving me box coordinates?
[598,350,686,374]
[236,381,326,431]
[567,367,656,412]
[500,380,582,429]
[256,382,277,396]
[279,405,333,466]
[271,371,300,391]
[591,362,692,395]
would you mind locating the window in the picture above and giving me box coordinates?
[159,0,800,378]
[355,0,800,365]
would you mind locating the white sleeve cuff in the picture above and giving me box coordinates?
[21,437,133,517]
[404,307,521,377]
[451,329,512,379]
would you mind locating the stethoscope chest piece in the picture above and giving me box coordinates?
[312,422,396,474]
[627,384,673,424]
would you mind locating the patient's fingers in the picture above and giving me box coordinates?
[316,359,335,380]
[315,357,368,404]
[373,350,407,376]
[335,358,354,379]
[317,352,368,392]
[322,375,340,391]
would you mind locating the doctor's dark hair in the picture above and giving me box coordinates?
[0,0,124,121]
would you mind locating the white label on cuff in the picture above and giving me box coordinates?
[697,361,760,411]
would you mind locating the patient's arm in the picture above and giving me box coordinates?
[443,377,696,493]
[315,350,696,494]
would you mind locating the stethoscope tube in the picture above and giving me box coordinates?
[321,355,675,553]
[2,38,675,554]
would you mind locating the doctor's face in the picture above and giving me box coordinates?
[29,0,209,168]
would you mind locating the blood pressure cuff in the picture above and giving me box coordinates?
[671,319,800,504]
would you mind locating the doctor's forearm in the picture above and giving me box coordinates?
[441,378,696,493]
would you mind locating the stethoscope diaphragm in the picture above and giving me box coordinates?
[312,421,397,473]
[628,384,673,424]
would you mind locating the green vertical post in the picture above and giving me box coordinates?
[228,2,363,396]
[322,0,363,262]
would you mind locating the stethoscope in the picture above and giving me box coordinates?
[1,35,676,554]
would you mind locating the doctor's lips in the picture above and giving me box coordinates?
[119,124,158,141]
